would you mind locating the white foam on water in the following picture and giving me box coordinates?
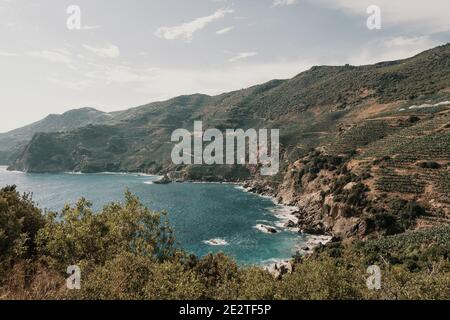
[254,224,278,234]
[203,238,229,246]
[233,183,301,233]
[0,166,24,174]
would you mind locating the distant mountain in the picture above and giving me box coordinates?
[3,43,450,239]
[0,107,116,164]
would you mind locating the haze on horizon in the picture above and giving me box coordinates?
[0,0,449,133]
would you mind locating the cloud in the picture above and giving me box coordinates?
[309,0,450,32]
[272,0,297,7]
[103,66,158,84]
[0,51,18,57]
[216,26,234,34]
[82,44,120,58]
[155,8,234,42]
[80,25,101,30]
[228,52,258,62]
[349,35,438,65]
[47,77,94,91]
[60,54,313,101]
[28,50,73,64]
[95,59,312,101]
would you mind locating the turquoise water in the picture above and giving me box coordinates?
[0,167,306,265]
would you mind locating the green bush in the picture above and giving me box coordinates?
[0,187,448,300]
[0,186,45,272]
[36,191,176,270]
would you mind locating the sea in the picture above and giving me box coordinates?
[0,166,308,265]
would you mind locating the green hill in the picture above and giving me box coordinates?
[3,43,450,240]
[0,107,116,164]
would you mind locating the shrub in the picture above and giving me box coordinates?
[0,189,448,300]
[36,191,176,270]
[0,185,45,273]
[417,161,441,169]
[398,202,426,229]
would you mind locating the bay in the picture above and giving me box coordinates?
[0,166,307,265]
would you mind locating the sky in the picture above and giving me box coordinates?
[0,0,449,132]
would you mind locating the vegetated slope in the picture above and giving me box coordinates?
[7,43,450,240]
[0,107,116,164]
[10,43,450,174]
[1,186,448,300]
[269,103,450,241]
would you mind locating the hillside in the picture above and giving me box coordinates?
[5,43,450,240]
[0,107,117,164]
[1,186,448,299]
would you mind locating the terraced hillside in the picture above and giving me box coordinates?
[269,102,450,240]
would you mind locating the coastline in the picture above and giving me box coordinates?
[0,167,332,269]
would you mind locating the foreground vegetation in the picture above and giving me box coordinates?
[1,186,448,300]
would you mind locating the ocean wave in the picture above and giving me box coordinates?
[92,172,161,178]
[254,224,278,234]
[233,183,301,233]
[143,181,154,185]
[0,167,24,174]
[270,204,300,231]
[203,238,229,246]
[233,185,249,191]
[191,181,234,185]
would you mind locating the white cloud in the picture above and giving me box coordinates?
[309,0,450,32]
[216,26,234,34]
[47,77,94,91]
[0,51,18,57]
[82,44,120,58]
[55,52,312,99]
[349,35,438,65]
[80,25,101,30]
[96,59,312,101]
[104,66,158,84]
[272,0,297,7]
[155,8,234,42]
[28,50,73,64]
[228,52,258,62]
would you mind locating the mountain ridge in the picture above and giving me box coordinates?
[2,43,449,167]
[2,44,450,240]
[0,107,117,164]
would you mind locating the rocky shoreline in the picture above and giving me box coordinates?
[240,179,338,239]
[118,171,338,253]
[263,234,333,278]
[5,167,337,276]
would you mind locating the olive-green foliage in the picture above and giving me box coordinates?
[36,190,176,270]
[73,252,205,300]
[0,185,448,300]
[352,224,450,270]
[278,253,366,300]
[0,186,45,272]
